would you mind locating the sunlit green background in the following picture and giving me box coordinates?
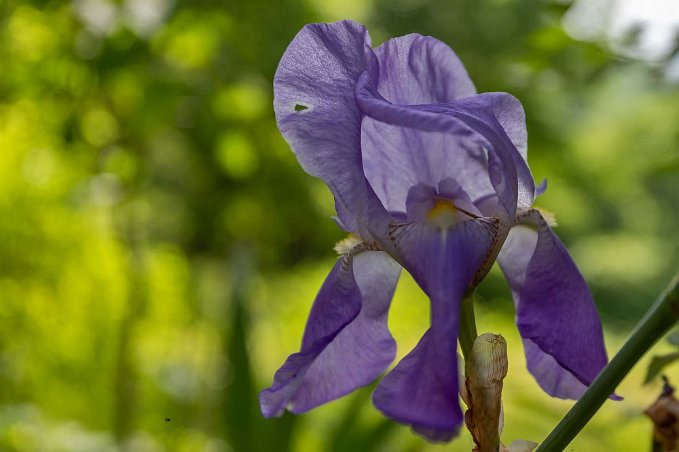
[1,0,678,450]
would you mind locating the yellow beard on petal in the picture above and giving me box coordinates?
[535,207,558,227]
[334,234,362,255]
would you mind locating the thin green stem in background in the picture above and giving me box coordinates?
[537,273,679,452]
[459,289,478,361]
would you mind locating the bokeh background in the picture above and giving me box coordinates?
[1,0,678,450]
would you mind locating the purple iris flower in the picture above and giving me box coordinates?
[260,20,611,442]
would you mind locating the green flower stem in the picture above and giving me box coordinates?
[459,289,478,361]
[537,274,679,452]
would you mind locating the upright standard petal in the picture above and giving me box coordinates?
[355,69,526,225]
[450,93,533,211]
[273,20,388,237]
[362,117,494,215]
[260,250,400,417]
[359,35,496,216]
[373,217,498,441]
[410,96,535,214]
[497,210,610,399]
[372,33,528,165]
[373,34,476,105]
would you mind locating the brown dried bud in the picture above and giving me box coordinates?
[465,333,508,452]
[645,377,679,452]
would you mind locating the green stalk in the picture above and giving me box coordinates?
[537,274,679,451]
[459,289,478,361]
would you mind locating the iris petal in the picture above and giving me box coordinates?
[356,73,529,223]
[371,34,528,165]
[260,250,400,417]
[498,212,611,399]
[273,20,388,238]
[372,34,476,105]
[445,94,533,211]
[361,34,493,212]
[373,328,462,442]
[362,118,494,214]
[373,218,497,441]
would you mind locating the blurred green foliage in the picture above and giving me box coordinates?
[0,0,678,450]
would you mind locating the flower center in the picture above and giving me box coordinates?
[426,199,459,228]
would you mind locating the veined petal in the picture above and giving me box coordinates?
[373,218,497,441]
[359,35,484,216]
[417,96,535,215]
[373,34,476,105]
[497,211,611,399]
[523,339,591,399]
[273,20,388,237]
[356,66,536,221]
[451,93,533,211]
[372,33,526,161]
[388,219,497,319]
[260,250,401,417]
[374,328,461,442]
[362,118,494,214]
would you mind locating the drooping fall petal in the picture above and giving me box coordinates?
[373,217,497,441]
[260,250,400,417]
[498,211,610,399]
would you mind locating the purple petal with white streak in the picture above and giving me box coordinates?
[260,251,401,417]
[498,213,612,400]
